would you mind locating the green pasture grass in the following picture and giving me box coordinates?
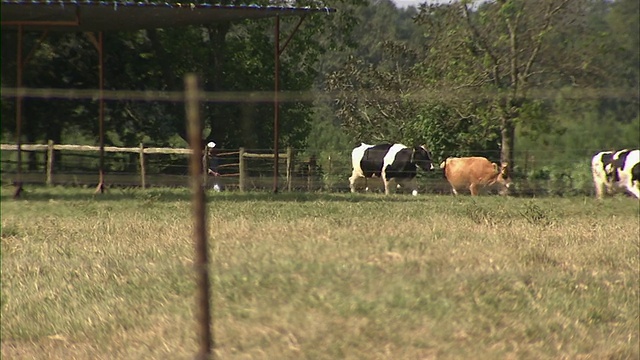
[1,186,638,359]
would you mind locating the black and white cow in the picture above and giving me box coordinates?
[607,149,639,199]
[591,150,615,199]
[592,149,639,199]
[349,143,435,196]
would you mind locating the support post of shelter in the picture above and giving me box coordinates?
[273,15,280,194]
[14,24,24,198]
[96,31,106,193]
[12,26,52,197]
[1,3,335,198]
[271,14,308,194]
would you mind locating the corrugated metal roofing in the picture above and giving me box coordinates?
[1,0,336,31]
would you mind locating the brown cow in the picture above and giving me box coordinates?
[441,157,512,196]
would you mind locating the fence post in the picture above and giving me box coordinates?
[139,143,146,189]
[307,155,317,192]
[328,154,332,192]
[46,140,54,186]
[239,147,245,192]
[286,147,293,192]
[307,159,313,192]
[185,73,213,359]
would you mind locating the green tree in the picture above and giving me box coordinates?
[325,1,501,160]
[413,0,604,170]
[516,0,639,165]
[323,0,425,145]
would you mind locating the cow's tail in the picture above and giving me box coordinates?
[440,159,447,178]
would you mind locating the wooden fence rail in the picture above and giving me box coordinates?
[0,142,297,191]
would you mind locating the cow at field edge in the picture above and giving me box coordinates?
[349,143,435,196]
[603,149,639,199]
[441,157,511,196]
[591,150,616,199]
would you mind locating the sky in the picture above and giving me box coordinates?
[392,0,426,8]
[392,0,453,9]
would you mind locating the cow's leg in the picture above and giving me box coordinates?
[382,176,394,195]
[383,178,390,195]
[628,165,640,199]
[400,178,419,196]
[594,172,612,198]
[605,181,615,195]
[594,179,605,199]
[626,180,640,199]
[469,183,479,196]
[451,187,459,196]
[349,173,364,193]
[356,177,368,193]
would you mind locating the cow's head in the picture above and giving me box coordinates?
[412,145,435,172]
[493,162,512,195]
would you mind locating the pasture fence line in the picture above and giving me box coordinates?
[0,142,610,196]
[0,142,308,192]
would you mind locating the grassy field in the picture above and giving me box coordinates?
[1,186,638,359]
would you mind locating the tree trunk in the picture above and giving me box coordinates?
[206,23,230,143]
[147,29,187,142]
[500,116,515,173]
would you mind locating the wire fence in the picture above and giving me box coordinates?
[0,142,607,197]
[2,84,635,197]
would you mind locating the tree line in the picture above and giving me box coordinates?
[1,0,638,177]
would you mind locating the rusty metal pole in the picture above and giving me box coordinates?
[14,25,24,198]
[273,15,280,194]
[185,74,213,360]
[96,31,106,193]
[270,14,308,194]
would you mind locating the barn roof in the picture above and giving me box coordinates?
[0,0,336,32]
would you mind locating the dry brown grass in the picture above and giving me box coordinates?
[1,187,638,359]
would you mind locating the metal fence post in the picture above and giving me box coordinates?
[185,73,213,359]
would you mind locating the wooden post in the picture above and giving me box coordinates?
[239,147,245,192]
[531,155,535,174]
[46,140,54,186]
[139,143,146,189]
[307,161,312,192]
[286,147,293,192]
[328,154,332,192]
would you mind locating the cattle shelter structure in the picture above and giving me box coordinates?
[1,1,335,357]
[1,0,336,198]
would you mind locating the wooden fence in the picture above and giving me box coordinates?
[0,142,318,191]
[0,142,605,196]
